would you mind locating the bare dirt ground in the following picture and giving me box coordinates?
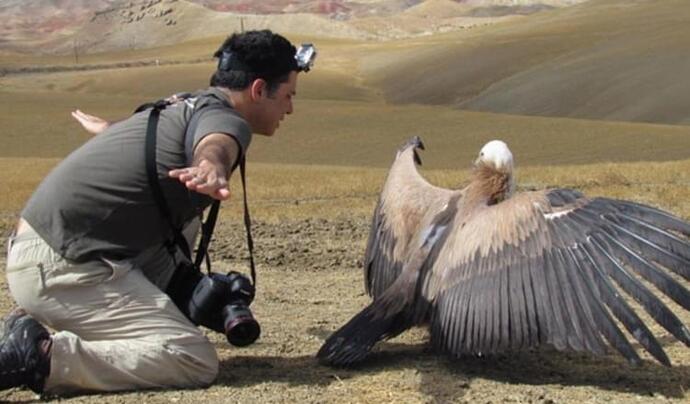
[1,216,689,403]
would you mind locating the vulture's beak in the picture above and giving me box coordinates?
[413,149,423,166]
[410,136,425,166]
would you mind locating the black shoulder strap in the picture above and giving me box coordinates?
[145,102,192,260]
[144,97,256,287]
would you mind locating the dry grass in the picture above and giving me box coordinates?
[131,158,690,223]
[3,79,690,167]
[2,157,689,230]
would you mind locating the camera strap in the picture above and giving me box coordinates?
[145,102,194,260]
[144,99,256,287]
[191,155,256,285]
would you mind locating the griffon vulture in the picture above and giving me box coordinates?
[317,136,690,367]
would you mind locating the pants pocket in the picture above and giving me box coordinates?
[44,261,112,289]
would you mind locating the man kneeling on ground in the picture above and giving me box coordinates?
[0,30,313,395]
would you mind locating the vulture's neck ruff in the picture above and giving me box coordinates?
[469,140,515,205]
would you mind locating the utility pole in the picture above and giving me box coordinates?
[73,39,79,64]
[240,17,245,33]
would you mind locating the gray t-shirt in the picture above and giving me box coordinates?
[22,87,252,262]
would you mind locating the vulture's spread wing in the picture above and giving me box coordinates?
[318,137,459,366]
[427,188,690,366]
[365,136,460,299]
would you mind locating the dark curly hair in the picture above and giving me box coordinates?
[209,30,298,95]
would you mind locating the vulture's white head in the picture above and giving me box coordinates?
[472,140,515,203]
[476,140,514,174]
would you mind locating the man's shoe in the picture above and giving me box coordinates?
[0,309,51,393]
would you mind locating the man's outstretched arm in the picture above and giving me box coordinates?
[168,133,241,201]
[72,110,241,200]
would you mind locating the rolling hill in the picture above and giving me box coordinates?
[364,0,690,124]
[0,0,587,53]
[1,0,688,130]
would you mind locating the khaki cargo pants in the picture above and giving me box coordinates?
[4,222,218,394]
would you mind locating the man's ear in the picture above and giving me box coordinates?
[249,78,267,101]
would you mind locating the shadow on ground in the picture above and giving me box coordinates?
[263,327,690,402]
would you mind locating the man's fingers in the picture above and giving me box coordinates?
[169,168,193,178]
[179,173,198,182]
[72,110,98,123]
[72,110,110,135]
[169,168,229,200]
[194,179,230,199]
[170,168,219,183]
[215,188,231,200]
[71,111,86,123]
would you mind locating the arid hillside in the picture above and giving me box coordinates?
[1,1,688,127]
[0,0,588,53]
[4,0,676,125]
[365,0,690,125]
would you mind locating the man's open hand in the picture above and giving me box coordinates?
[71,110,110,135]
[169,159,230,200]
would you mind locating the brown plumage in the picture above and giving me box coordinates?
[317,136,690,367]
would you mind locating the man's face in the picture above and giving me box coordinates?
[255,71,298,136]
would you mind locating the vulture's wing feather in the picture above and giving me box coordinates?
[315,300,412,366]
[364,136,459,299]
[428,189,690,366]
[319,194,462,366]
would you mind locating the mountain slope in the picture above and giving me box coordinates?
[366,0,690,125]
[0,0,588,53]
[62,0,369,54]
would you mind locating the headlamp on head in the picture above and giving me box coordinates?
[295,43,316,73]
[217,43,317,74]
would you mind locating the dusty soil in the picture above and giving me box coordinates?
[1,216,689,403]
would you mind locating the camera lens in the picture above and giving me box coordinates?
[222,304,261,347]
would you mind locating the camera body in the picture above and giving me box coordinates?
[167,266,260,347]
[188,271,261,347]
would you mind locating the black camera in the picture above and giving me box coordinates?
[188,271,261,347]
[167,266,260,347]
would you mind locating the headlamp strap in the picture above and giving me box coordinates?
[218,50,250,72]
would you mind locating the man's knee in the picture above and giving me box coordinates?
[164,335,219,387]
